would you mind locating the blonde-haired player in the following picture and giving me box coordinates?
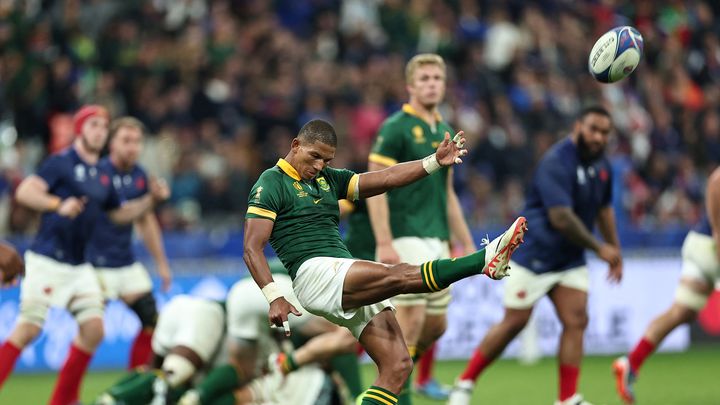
[366,53,477,402]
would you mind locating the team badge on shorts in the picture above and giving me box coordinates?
[317,177,330,192]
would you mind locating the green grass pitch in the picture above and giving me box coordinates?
[1,346,718,404]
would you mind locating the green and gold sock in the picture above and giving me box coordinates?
[361,385,398,405]
[420,250,486,292]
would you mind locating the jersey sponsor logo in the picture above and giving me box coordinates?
[313,198,323,204]
[113,175,122,189]
[316,177,330,192]
[431,142,440,148]
[297,191,308,198]
[293,181,303,191]
[412,125,426,143]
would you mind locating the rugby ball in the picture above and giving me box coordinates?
[588,26,644,83]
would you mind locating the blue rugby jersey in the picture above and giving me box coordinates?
[30,148,120,265]
[86,157,149,268]
[511,138,613,274]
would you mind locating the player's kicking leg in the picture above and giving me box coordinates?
[342,217,528,309]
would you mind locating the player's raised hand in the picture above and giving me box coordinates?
[268,296,301,337]
[149,177,170,203]
[57,196,85,218]
[435,131,468,166]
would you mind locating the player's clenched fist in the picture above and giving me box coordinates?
[268,296,301,337]
[57,196,86,218]
[149,177,170,202]
[435,131,468,166]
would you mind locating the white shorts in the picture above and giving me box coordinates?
[390,237,452,312]
[680,231,720,284]
[20,251,103,317]
[293,257,394,339]
[503,261,589,309]
[95,262,153,300]
[227,274,310,341]
[152,295,225,363]
[248,365,331,405]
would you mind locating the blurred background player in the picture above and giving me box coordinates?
[0,242,24,288]
[449,106,623,405]
[0,105,169,405]
[95,292,226,405]
[86,116,172,369]
[613,166,720,404]
[366,53,477,403]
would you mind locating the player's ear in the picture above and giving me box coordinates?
[290,138,301,151]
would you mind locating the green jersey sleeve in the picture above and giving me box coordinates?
[369,121,404,166]
[323,167,359,201]
[246,172,283,221]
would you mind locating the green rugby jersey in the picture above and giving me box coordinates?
[246,159,359,279]
[369,103,453,240]
[343,199,376,261]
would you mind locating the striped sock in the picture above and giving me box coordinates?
[421,250,486,292]
[279,353,299,374]
[361,385,398,405]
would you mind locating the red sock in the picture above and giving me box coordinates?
[0,341,22,388]
[128,328,153,369]
[416,342,436,386]
[559,364,579,401]
[459,349,492,382]
[49,344,93,405]
[628,337,656,374]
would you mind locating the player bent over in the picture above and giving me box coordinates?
[243,119,527,405]
[0,105,168,405]
[87,117,172,369]
[613,167,720,404]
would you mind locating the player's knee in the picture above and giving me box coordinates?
[674,283,709,313]
[562,311,588,330]
[129,293,158,329]
[668,302,699,325]
[78,318,105,348]
[18,300,49,331]
[163,354,197,387]
[8,321,43,347]
[69,294,105,325]
[503,312,531,335]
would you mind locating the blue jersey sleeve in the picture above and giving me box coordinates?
[601,164,613,207]
[535,157,573,208]
[36,155,66,190]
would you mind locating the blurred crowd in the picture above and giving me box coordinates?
[1,0,719,235]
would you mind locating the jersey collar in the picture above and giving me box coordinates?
[276,158,302,181]
[402,103,443,123]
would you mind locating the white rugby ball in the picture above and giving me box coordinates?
[588,26,644,83]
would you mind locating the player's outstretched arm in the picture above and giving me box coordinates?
[549,206,621,269]
[243,218,301,336]
[358,131,467,199]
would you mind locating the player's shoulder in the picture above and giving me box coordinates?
[132,163,148,178]
[42,148,75,168]
[378,110,408,133]
[253,166,285,188]
[540,138,575,167]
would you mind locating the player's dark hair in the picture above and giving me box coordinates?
[578,106,611,120]
[298,119,337,147]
